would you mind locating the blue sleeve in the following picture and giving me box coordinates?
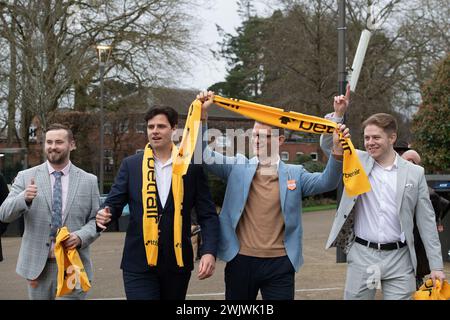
[300,156,342,197]
[201,124,236,181]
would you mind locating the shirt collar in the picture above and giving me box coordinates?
[154,155,173,168]
[374,154,398,171]
[47,160,71,176]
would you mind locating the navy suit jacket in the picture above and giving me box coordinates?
[104,152,219,273]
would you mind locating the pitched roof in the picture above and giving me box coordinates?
[145,87,245,119]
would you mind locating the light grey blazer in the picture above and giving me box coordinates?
[0,163,100,280]
[321,128,443,274]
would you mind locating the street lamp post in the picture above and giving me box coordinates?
[96,45,112,195]
[336,0,347,263]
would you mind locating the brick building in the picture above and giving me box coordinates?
[0,87,327,186]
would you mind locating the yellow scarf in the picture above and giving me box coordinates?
[142,100,202,267]
[211,95,371,197]
[414,279,450,300]
[54,227,91,297]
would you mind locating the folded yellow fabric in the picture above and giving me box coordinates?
[414,279,450,300]
[54,227,91,297]
[142,100,202,267]
[212,96,371,197]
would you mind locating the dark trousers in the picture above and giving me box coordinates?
[225,254,295,300]
[123,269,191,300]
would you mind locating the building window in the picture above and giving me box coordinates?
[310,152,318,161]
[135,121,146,133]
[104,122,112,135]
[104,149,114,172]
[29,124,37,142]
[281,151,289,161]
[119,119,129,133]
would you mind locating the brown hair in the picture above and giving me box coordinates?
[362,113,397,136]
[45,123,74,141]
[144,105,178,128]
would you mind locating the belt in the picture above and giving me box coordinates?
[355,237,407,251]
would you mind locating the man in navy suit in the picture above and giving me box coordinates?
[96,106,219,300]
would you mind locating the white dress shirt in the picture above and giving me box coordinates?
[354,155,403,244]
[154,156,173,208]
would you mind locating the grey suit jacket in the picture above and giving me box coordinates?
[0,163,100,280]
[320,124,443,274]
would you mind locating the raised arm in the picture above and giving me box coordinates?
[197,91,238,181]
[302,124,349,196]
[320,84,351,156]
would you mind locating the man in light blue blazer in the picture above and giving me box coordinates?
[0,124,100,299]
[320,93,445,300]
[198,91,348,300]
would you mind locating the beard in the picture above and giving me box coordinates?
[46,150,69,165]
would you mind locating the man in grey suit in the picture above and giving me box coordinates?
[0,123,100,299]
[320,91,445,300]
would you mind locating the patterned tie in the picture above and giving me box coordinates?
[50,171,63,238]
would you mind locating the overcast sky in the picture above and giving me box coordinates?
[179,1,276,90]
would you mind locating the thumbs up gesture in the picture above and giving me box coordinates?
[25,177,38,204]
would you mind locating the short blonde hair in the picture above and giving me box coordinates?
[362,113,397,136]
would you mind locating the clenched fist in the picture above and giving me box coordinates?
[96,206,112,230]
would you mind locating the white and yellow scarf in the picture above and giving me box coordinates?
[212,95,371,197]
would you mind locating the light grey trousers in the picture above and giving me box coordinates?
[27,259,88,300]
[344,242,416,300]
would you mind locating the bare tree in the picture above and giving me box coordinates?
[220,0,449,147]
[0,0,201,146]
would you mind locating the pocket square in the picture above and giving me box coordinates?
[405,183,414,188]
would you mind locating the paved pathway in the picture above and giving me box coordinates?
[1,209,448,300]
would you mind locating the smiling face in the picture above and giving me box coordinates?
[146,114,175,151]
[45,129,75,166]
[363,124,397,163]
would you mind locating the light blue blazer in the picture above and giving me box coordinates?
[202,125,342,272]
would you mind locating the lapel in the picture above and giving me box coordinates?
[362,151,375,177]
[63,164,80,224]
[245,157,259,194]
[238,157,258,224]
[395,156,408,218]
[36,163,52,214]
[278,161,288,212]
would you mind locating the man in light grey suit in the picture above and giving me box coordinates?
[321,92,445,300]
[0,123,100,299]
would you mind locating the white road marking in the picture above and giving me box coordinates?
[89,287,343,299]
